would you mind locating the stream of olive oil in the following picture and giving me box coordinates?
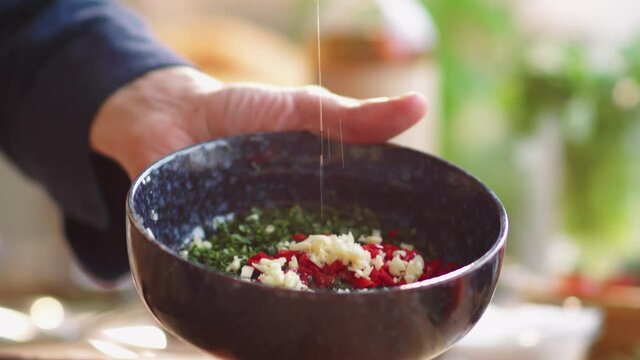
[316,0,325,219]
[315,0,346,219]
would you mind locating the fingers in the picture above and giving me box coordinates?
[200,84,427,144]
[296,87,428,144]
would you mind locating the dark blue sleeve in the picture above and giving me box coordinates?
[0,0,191,280]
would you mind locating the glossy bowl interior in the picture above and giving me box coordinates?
[127,131,508,360]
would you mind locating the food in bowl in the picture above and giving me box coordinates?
[127,132,508,360]
[180,205,459,291]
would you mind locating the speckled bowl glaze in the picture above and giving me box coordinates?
[127,131,508,360]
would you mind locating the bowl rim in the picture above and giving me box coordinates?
[127,131,508,297]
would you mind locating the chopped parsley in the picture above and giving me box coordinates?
[181,204,407,273]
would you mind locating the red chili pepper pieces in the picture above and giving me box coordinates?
[403,250,416,261]
[387,229,399,238]
[291,233,307,242]
[296,253,321,276]
[313,272,336,288]
[420,259,440,279]
[245,236,459,290]
[325,260,346,275]
[370,268,395,287]
[276,249,301,262]
[382,243,400,260]
[362,244,381,257]
[248,252,271,266]
[341,271,375,289]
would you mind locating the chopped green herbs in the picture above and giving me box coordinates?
[181,204,404,273]
[179,205,461,291]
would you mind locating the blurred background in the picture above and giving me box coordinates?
[0,0,638,359]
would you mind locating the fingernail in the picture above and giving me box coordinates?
[362,92,424,104]
[361,96,393,104]
[393,92,426,101]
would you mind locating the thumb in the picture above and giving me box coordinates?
[201,84,427,144]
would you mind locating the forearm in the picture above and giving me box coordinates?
[0,0,190,228]
[0,0,190,279]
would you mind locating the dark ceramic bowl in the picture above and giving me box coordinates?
[126,132,508,360]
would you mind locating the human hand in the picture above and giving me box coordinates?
[90,66,427,179]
